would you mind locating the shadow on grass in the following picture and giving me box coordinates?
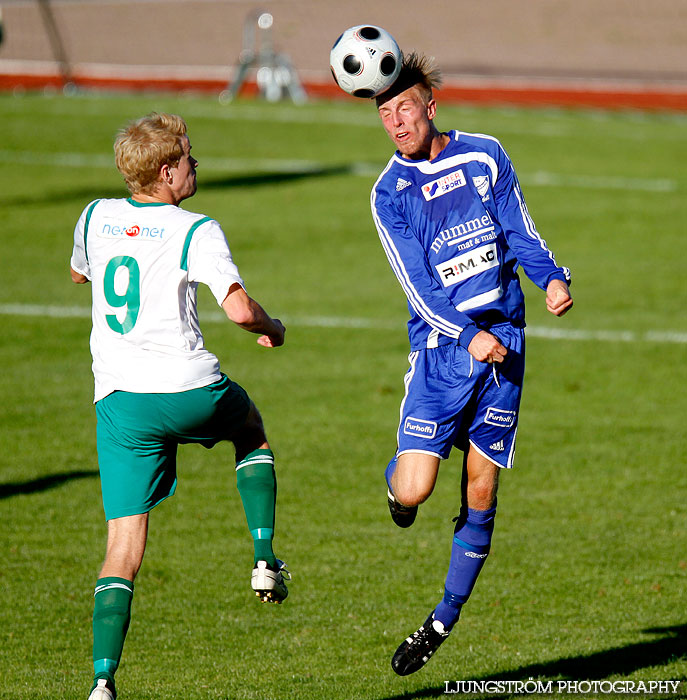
[0,165,351,208]
[201,165,349,190]
[379,624,687,700]
[0,469,98,499]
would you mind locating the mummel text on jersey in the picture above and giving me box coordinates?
[371,130,571,350]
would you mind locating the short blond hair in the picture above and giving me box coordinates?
[114,113,188,194]
[376,52,443,106]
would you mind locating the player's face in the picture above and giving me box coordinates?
[377,86,437,160]
[170,135,198,202]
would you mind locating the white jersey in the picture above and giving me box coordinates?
[71,197,244,402]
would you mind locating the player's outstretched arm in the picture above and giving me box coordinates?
[222,283,285,347]
[546,279,573,317]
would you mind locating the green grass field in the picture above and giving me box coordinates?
[1,91,686,700]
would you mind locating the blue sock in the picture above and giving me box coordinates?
[385,454,398,492]
[433,504,497,630]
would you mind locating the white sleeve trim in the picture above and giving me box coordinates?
[371,173,466,339]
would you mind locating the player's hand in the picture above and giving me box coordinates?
[546,279,573,317]
[70,267,89,284]
[257,319,285,348]
[467,331,507,364]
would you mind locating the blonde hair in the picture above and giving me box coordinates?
[376,51,443,105]
[114,113,188,194]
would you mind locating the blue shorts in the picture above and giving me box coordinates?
[397,325,525,468]
[95,374,250,520]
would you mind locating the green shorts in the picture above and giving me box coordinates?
[95,374,250,520]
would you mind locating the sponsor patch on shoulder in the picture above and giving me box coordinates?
[403,417,437,439]
[421,169,466,201]
[484,407,517,428]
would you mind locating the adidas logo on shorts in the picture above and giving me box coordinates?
[489,440,505,452]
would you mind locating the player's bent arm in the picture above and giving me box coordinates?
[70,267,89,284]
[467,331,507,364]
[221,283,285,347]
[491,145,571,291]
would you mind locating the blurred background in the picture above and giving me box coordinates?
[1,0,686,109]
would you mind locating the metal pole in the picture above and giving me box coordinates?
[36,0,76,93]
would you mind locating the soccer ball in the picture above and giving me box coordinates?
[329,25,402,98]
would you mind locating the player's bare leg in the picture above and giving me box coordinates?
[99,513,149,580]
[233,401,269,462]
[386,451,439,527]
[392,451,440,506]
[463,446,499,509]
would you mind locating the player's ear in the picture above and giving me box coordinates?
[426,98,437,121]
[160,163,173,184]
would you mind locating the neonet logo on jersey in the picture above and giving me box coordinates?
[97,218,165,241]
[421,169,466,201]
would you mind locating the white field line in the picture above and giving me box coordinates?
[522,170,676,193]
[0,149,678,192]
[2,303,686,344]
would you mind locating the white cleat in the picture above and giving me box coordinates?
[88,678,115,700]
[251,559,290,603]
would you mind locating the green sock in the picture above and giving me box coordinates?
[236,449,277,567]
[92,577,134,684]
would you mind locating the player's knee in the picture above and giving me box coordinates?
[467,478,498,510]
[102,517,148,581]
[102,553,144,582]
[392,453,439,506]
[233,402,269,461]
[393,480,434,507]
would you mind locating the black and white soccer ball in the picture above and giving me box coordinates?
[329,25,402,98]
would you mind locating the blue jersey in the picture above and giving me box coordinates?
[371,130,570,351]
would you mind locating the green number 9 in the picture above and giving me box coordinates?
[103,256,140,334]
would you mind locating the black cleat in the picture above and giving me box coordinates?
[387,489,418,528]
[391,613,450,676]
